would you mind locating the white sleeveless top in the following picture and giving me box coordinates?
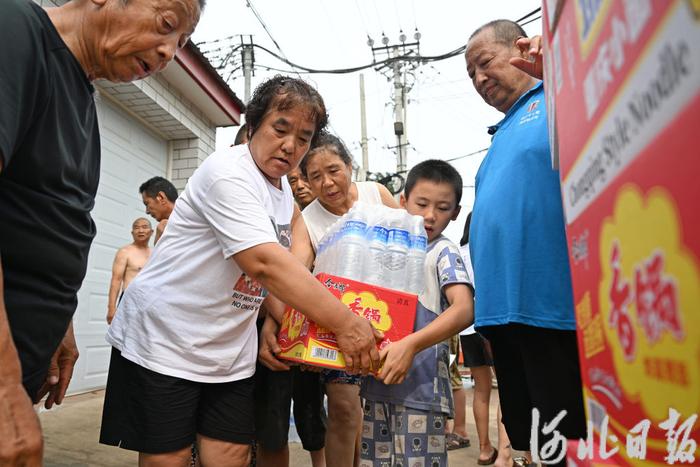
[302,181,383,252]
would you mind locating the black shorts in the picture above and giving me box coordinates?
[481,323,586,459]
[460,333,493,367]
[99,348,255,454]
[254,363,326,451]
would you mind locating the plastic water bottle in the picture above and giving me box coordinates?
[364,220,388,286]
[383,212,410,290]
[316,229,334,274]
[336,209,368,281]
[406,215,428,294]
[324,214,345,276]
[314,237,326,274]
[315,223,332,274]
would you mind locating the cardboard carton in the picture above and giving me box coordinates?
[277,273,417,372]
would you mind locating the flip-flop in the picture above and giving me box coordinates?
[477,448,498,465]
[446,432,471,450]
[513,456,537,467]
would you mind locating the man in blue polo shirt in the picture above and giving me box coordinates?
[465,19,586,466]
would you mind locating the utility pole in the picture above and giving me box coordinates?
[241,35,255,104]
[391,49,408,173]
[359,74,369,180]
[198,34,255,105]
[368,29,421,174]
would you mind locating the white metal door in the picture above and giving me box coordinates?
[69,97,168,393]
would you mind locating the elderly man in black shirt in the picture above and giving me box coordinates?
[0,0,203,464]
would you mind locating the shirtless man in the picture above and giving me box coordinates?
[106,218,153,324]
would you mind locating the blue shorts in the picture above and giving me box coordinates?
[359,399,448,467]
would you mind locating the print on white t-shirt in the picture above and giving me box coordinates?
[231,274,265,312]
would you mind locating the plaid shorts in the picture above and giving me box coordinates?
[359,399,448,467]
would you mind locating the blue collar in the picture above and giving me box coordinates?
[485,81,543,135]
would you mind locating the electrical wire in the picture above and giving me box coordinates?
[411,0,418,30]
[199,3,540,163]
[372,0,384,35]
[515,7,541,23]
[251,43,466,75]
[199,5,541,77]
[255,64,311,74]
[195,34,239,47]
[444,148,489,162]
[354,0,370,38]
[245,0,302,78]
[393,0,403,33]
[520,15,542,28]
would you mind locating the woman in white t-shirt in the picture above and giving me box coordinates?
[262,131,397,467]
[101,76,381,467]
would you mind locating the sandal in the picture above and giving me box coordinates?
[477,448,498,465]
[513,456,537,467]
[446,432,471,450]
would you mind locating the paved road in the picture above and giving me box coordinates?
[39,381,502,466]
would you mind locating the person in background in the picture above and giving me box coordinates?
[106,218,153,324]
[0,0,203,463]
[234,123,249,146]
[258,131,397,467]
[254,148,325,467]
[360,159,473,467]
[287,167,316,210]
[254,305,327,467]
[101,76,381,467]
[465,19,585,467]
[445,336,471,450]
[139,176,178,244]
[459,212,512,466]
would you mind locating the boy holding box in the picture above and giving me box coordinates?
[360,159,474,467]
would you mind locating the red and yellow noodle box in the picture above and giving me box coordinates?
[277,273,417,372]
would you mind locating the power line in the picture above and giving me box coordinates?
[393,0,403,32]
[353,0,370,37]
[444,148,489,162]
[245,0,301,78]
[409,144,489,163]
[256,63,311,74]
[411,0,418,30]
[249,42,466,75]
[390,148,488,176]
[521,15,542,28]
[515,7,541,23]
[372,1,384,35]
[200,5,543,78]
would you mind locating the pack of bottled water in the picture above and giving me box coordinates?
[314,202,427,295]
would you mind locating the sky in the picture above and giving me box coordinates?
[192,0,542,242]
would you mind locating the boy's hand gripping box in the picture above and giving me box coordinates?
[276,273,417,370]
